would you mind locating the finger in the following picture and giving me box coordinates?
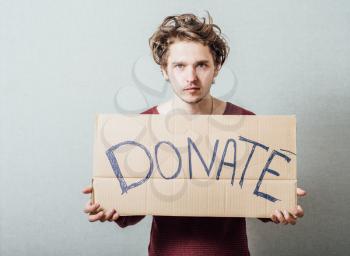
[289,207,298,219]
[88,211,104,222]
[295,205,304,218]
[82,186,93,194]
[283,210,296,225]
[112,211,120,221]
[84,200,92,213]
[84,202,100,214]
[297,187,307,197]
[275,210,287,224]
[270,214,280,224]
[100,214,106,222]
[84,202,99,213]
[105,209,116,221]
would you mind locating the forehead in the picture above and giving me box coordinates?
[167,40,213,63]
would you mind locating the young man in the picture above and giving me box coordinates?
[83,13,306,255]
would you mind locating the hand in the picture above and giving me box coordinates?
[82,186,120,222]
[270,187,307,225]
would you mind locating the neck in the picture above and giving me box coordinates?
[171,94,213,115]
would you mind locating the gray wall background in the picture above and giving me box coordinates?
[1,0,349,255]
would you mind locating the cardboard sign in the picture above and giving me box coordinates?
[92,114,297,218]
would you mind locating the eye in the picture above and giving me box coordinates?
[175,64,184,69]
[198,63,207,68]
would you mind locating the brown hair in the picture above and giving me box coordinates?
[149,12,229,69]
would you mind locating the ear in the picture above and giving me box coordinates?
[161,67,169,81]
[214,65,221,78]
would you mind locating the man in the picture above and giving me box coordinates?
[83,13,306,255]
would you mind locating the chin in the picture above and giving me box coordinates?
[182,96,204,104]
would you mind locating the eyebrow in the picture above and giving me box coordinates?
[171,60,210,66]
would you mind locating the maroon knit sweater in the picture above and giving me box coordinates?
[115,102,269,256]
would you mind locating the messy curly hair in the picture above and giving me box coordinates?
[149,12,229,69]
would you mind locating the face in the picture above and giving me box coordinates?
[162,40,219,104]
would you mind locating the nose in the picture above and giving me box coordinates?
[186,66,198,83]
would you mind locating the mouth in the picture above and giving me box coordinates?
[184,86,200,92]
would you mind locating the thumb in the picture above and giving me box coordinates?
[297,187,307,197]
[82,186,93,194]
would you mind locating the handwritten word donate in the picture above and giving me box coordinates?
[106,136,292,203]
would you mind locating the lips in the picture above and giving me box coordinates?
[184,86,200,91]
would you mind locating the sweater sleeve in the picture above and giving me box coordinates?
[115,216,146,228]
